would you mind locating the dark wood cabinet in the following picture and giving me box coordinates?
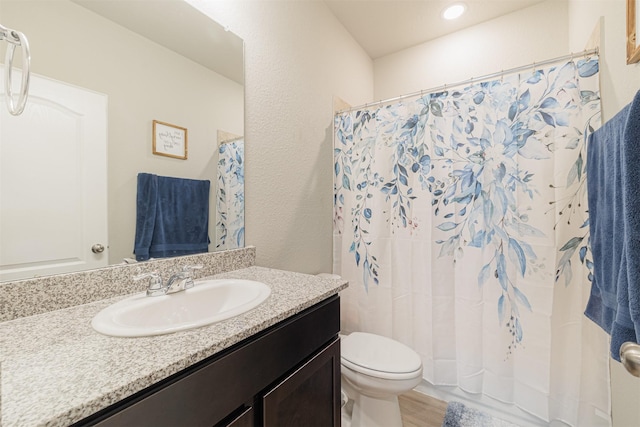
[263,339,340,427]
[75,295,341,427]
[224,406,254,427]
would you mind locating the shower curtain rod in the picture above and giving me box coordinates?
[336,48,599,114]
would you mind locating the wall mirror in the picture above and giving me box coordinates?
[0,0,244,282]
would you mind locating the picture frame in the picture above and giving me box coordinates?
[152,120,188,160]
[627,0,640,64]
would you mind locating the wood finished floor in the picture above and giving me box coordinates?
[398,390,448,427]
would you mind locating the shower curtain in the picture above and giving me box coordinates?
[215,138,245,250]
[333,58,610,426]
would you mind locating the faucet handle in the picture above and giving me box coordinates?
[134,272,165,297]
[181,265,203,289]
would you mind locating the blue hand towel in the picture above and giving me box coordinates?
[621,90,640,352]
[585,90,640,361]
[134,173,210,261]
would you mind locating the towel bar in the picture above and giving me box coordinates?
[620,342,640,376]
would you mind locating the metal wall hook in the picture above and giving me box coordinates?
[0,25,20,45]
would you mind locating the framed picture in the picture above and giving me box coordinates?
[152,120,188,160]
[628,0,640,64]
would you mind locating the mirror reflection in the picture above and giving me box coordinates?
[0,0,244,282]
[215,131,245,251]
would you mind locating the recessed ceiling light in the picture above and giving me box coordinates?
[442,3,467,20]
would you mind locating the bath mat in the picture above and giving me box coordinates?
[442,401,520,427]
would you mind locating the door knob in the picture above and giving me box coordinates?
[92,243,105,254]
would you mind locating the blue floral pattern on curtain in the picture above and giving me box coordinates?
[215,138,245,250]
[334,59,600,352]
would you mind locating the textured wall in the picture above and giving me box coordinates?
[188,0,374,274]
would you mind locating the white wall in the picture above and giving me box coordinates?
[373,0,569,100]
[0,0,244,264]
[188,0,374,274]
[568,1,640,118]
[567,2,640,425]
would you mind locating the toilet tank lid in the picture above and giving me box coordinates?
[341,332,422,374]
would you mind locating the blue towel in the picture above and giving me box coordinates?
[585,90,640,361]
[134,173,210,261]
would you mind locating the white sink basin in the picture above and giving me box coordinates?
[92,279,271,337]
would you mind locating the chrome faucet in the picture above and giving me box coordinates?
[133,265,203,297]
[133,272,165,297]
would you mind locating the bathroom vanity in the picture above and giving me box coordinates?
[79,296,340,426]
[0,248,347,427]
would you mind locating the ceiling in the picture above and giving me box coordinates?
[324,0,546,59]
[73,0,244,84]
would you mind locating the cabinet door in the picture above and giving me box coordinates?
[262,338,340,427]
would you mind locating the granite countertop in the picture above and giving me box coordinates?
[0,266,347,427]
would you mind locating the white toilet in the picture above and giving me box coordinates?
[340,332,423,427]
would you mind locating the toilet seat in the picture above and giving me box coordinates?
[341,332,422,380]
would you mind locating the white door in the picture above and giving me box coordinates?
[0,68,108,282]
